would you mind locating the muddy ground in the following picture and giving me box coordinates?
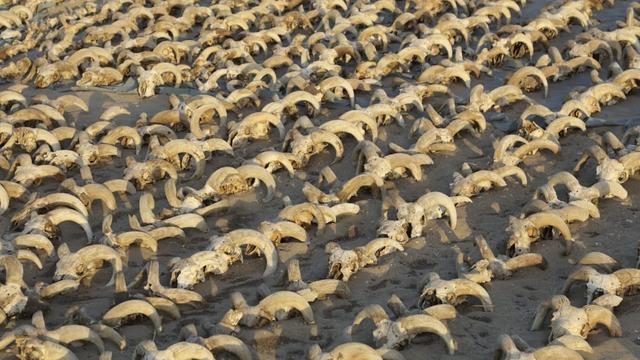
[3,0,640,359]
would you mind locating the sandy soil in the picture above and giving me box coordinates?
[3,0,640,359]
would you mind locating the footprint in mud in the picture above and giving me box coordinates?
[407,257,435,270]
[350,318,376,345]
[193,278,218,299]
[467,314,492,323]
[227,274,255,285]
[514,298,528,308]
[322,305,350,318]
[284,349,305,360]
[368,279,387,290]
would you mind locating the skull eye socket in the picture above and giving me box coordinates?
[592,288,605,300]
[618,172,628,183]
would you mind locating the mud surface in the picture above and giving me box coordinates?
[3,0,640,359]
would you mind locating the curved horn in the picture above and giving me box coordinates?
[279,203,327,233]
[362,238,404,259]
[160,139,206,177]
[612,268,640,291]
[203,335,252,360]
[161,213,208,232]
[258,290,315,324]
[0,185,8,216]
[493,135,528,163]
[533,345,584,360]
[326,342,391,359]
[260,221,308,243]
[237,164,276,202]
[348,304,389,335]
[114,231,158,253]
[139,192,157,224]
[13,234,54,256]
[165,342,214,359]
[504,253,546,272]
[591,181,628,200]
[328,203,360,218]
[163,178,182,208]
[584,304,623,337]
[385,153,432,181]
[144,296,181,320]
[570,200,600,219]
[495,165,527,186]
[559,99,593,118]
[152,63,182,86]
[152,159,179,180]
[102,300,162,332]
[450,278,493,311]
[283,91,321,112]
[37,279,79,298]
[474,235,496,261]
[47,208,93,242]
[91,324,126,350]
[337,173,383,201]
[17,339,78,360]
[310,130,344,162]
[220,229,278,278]
[416,192,458,229]
[99,106,130,122]
[620,151,640,178]
[319,76,356,108]
[101,126,142,154]
[579,252,618,272]
[508,33,535,61]
[0,255,23,287]
[423,304,457,321]
[548,171,582,192]
[497,334,519,357]
[15,250,42,269]
[308,279,351,299]
[461,170,508,193]
[512,139,560,159]
[397,314,457,354]
[147,226,185,241]
[83,184,117,213]
[509,66,548,97]
[561,266,599,294]
[189,102,227,139]
[527,211,572,240]
[12,192,88,227]
[320,120,365,142]
[545,116,586,137]
[45,325,105,353]
[103,179,136,194]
